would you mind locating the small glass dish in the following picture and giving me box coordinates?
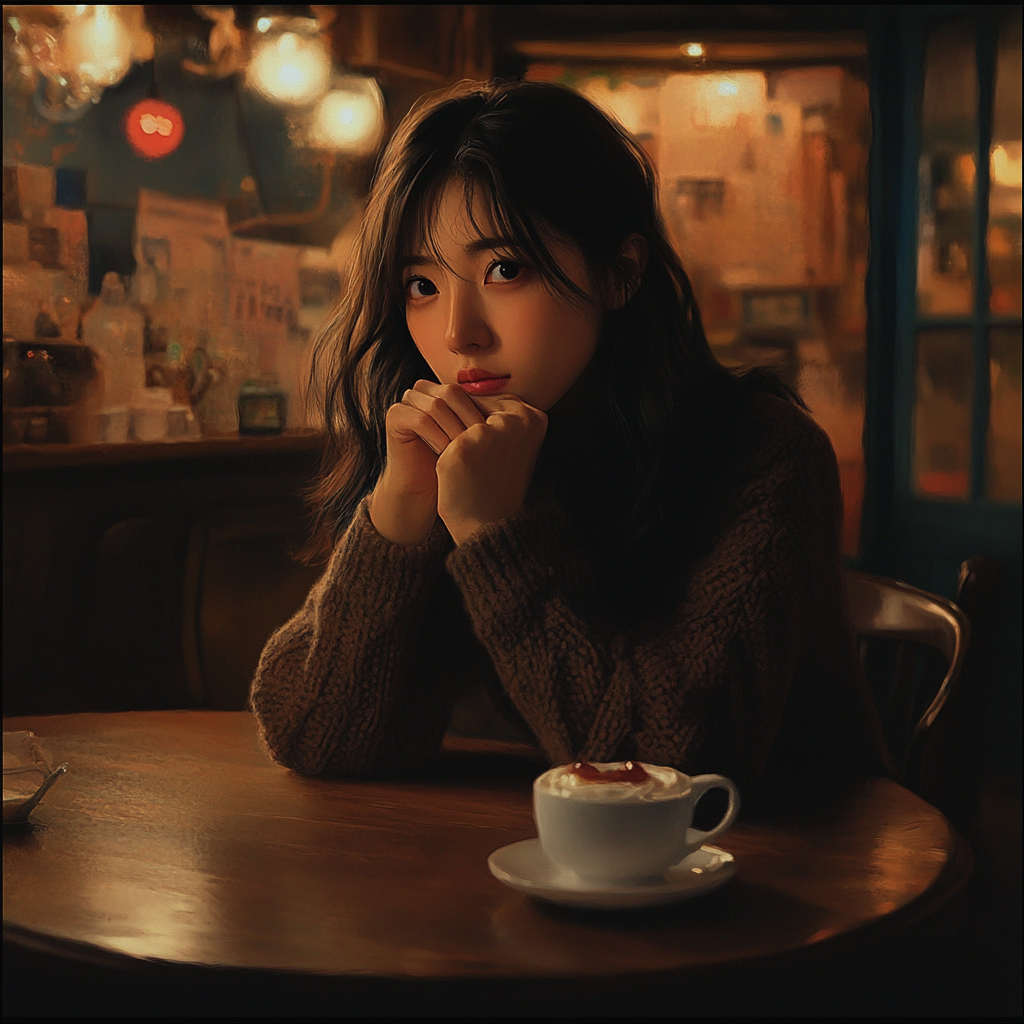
[3,731,68,825]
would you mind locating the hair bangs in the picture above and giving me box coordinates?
[397,151,597,315]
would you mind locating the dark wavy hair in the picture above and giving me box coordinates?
[304,80,797,585]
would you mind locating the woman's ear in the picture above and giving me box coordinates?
[606,234,649,310]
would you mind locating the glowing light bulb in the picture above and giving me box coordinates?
[311,78,385,153]
[682,43,704,58]
[64,5,133,87]
[248,23,331,106]
[992,143,1023,188]
[256,17,272,33]
[692,72,764,128]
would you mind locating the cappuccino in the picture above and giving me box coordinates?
[535,761,689,803]
[533,761,739,885]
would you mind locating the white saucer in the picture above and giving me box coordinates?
[487,839,736,910]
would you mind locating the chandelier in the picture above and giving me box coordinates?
[5,5,154,121]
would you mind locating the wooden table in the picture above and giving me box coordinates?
[3,712,972,1016]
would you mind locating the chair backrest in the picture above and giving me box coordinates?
[844,570,970,785]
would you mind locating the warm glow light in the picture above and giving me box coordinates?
[311,78,385,153]
[682,43,704,58]
[992,142,1023,188]
[10,4,152,119]
[691,72,765,128]
[955,153,976,189]
[63,5,133,87]
[124,98,185,159]
[256,17,272,33]
[248,23,331,106]
[141,113,172,135]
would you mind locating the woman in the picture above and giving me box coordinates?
[251,81,887,805]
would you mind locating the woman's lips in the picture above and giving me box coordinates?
[457,371,510,396]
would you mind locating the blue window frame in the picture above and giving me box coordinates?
[863,6,1021,771]
[865,6,1021,593]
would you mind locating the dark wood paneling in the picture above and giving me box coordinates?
[3,435,324,715]
[183,508,324,710]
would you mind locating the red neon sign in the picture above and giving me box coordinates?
[124,99,185,160]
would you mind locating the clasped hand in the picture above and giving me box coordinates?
[369,380,548,546]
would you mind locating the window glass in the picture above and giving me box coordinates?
[986,327,1022,502]
[527,60,869,554]
[988,11,1022,317]
[913,328,973,500]
[917,21,977,317]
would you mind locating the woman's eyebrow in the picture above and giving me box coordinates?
[466,236,516,255]
[400,237,516,267]
[399,253,437,269]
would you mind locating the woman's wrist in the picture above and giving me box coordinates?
[444,515,491,547]
[368,477,438,546]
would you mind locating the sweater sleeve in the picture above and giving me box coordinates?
[445,403,846,794]
[249,498,463,777]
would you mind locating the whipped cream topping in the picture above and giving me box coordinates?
[535,762,690,803]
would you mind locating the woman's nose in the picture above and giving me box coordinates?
[445,284,494,353]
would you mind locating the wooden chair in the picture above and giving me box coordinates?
[845,569,970,802]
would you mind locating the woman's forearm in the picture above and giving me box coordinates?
[250,498,457,776]
[445,404,846,794]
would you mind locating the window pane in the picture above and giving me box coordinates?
[986,327,1022,502]
[917,21,977,317]
[988,11,1022,317]
[913,329,973,499]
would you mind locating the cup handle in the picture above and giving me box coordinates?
[685,774,740,848]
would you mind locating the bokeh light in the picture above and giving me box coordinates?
[63,5,133,88]
[124,98,186,160]
[311,78,385,154]
[248,21,331,106]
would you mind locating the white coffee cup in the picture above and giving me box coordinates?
[96,405,130,444]
[131,388,173,442]
[533,762,739,885]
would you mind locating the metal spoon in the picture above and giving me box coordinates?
[3,762,68,825]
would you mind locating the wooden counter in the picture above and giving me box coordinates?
[3,430,325,473]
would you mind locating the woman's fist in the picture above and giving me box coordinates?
[369,381,484,545]
[436,396,548,545]
[369,381,546,546]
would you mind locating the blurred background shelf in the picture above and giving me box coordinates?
[3,428,325,472]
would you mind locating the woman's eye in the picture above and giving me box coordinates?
[406,277,438,299]
[486,261,522,284]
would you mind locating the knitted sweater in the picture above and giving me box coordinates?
[250,395,883,799]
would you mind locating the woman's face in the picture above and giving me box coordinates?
[402,181,602,411]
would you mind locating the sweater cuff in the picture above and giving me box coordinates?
[318,497,451,618]
[445,502,576,633]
